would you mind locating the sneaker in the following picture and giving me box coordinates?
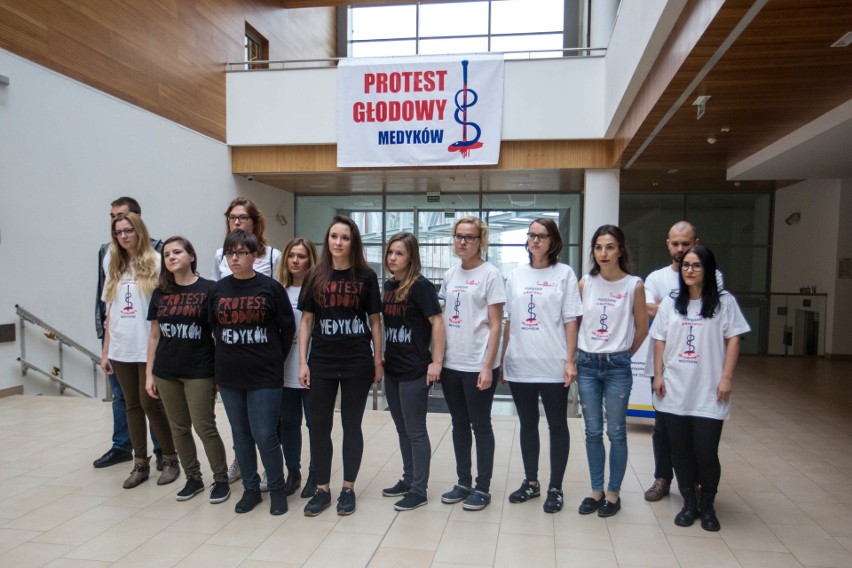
[176,478,205,501]
[394,492,427,511]
[441,484,472,504]
[300,470,317,499]
[209,481,231,504]
[304,489,332,517]
[543,488,564,513]
[382,479,411,497]
[227,459,241,484]
[270,489,288,516]
[337,487,356,516]
[259,471,269,492]
[462,489,491,511]
[508,480,541,503]
[234,489,262,513]
[644,478,670,502]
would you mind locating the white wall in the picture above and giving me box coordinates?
[0,49,294,395]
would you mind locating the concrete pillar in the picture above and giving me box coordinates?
[583,168,620,273]
[589,0,621,48]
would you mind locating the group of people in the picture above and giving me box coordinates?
[94,196,749,530]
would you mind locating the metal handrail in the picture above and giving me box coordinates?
[15,304,101,399]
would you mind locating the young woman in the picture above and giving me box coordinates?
[501,218,581,514]
[298,215,383,517]
[576,224,647,518]
[439,216,506,511]
[380,232,445,511]
[208,230,296,516]
[273,237,318,499]
[211,197,282,484]
[145,236,230,504]
[100,212,178,489]
[651,245,749,531]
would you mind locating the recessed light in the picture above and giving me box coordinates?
[831,31,852,48]
[707,136,717,144]
[720,126,730,133]
[667,169,678,174]
[652,182,659,187]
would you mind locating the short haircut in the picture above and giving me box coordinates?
[223,229,260,254]
[451,215,489,257]
[111,196,141,215]
[527,217,562,266]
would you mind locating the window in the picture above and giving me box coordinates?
[245,23,269,70]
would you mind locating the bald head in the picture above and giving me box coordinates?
[666,221,699,266]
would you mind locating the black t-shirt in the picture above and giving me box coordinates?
[147,278,216,380]
[298,268,381,380]
[382,275,442,380]
[208,273,295,389]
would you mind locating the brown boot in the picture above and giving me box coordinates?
[157,454,181,485]
[123,456,151,489]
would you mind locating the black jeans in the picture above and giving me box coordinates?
[651,378,673,483]
[659,411,724,494]
[440,367,498,493]
[509,381,570,490]
[310,376,373,486]
[279,387,312,471]
[385,373,431,497]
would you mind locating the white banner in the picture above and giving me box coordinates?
[337,55,504,167]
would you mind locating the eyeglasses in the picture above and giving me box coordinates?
[681,262,704,272]
[114,228,135,238]
[227,215,251,223]
[527,232,550,242]
[225,250,252,259]
[452,234,480,244]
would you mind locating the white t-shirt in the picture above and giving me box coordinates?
[650,294,750,420]
[439,261,506,372]
[503,263,582,383]
[578,273,641,354]
[283,285,304,389]
[645,265,725,304]
[101,257,157,363]
[212,247,281,281]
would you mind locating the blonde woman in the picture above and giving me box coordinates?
[101,212,178,489]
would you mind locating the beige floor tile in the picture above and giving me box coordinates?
[382,509,449,551]
[205,507,287,548]
[795,501,852,539]
[2,494,109,533]
[447,491,505,524]
[110,530,208,567]
[249,516,337,564]
[0,527,40,554]
[556,547,619,567]
[767,524,852,568]
[554,511,614,551]
[608,523,678,567]
[499,498,555,535]
[718,512,788,553]
[134,489,208,521]
[433,520,499,566]
[239,561,300,568]
[0,541,74,567]
[0,485,78,520]
[43,559,112,568]
[302,531,382,568]
[765,473,836,504]
[495,532,555,568]
[31,505,137,546]
[173,543,253,568]
[63,516,173,562]
[602,497,661,527]
[737,492,816,526]
[368,546,435,568]
[333,496,398,535]
[667,534,740,568]
[731,549,804,568]
[837,537,852,555]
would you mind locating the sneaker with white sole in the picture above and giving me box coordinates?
[209,481,231,504]
[176,478,205,501]
[508,479,541,503]
[394,492,427,511]
[227,459,241,484]
[543,488,564,513]
[382,479,411,497]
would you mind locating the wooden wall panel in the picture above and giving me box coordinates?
[0,0,336,141]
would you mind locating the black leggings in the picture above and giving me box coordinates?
[309,376,374,486]
[660,412,724,494]
[509,381,570,490]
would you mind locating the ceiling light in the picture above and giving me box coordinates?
[667,169,678,174]
[720,126,730,133]
[707,136,717,144]
[831,31,852,48]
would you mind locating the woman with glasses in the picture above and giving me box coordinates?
[298,215,383,517]
[501,218,581,513]
[209,230,296,516]
[211,197,282,484]
[101,212,178,489]
[439,216,506,511]
[576,225,647,518]
[651,245,749,531]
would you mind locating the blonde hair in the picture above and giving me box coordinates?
[104,213,159,302]
[384,232,423,302]
[276,238,318,288]
[451,215,489,258]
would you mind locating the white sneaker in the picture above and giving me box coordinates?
[259,471,269,492]
[227,459,241,484]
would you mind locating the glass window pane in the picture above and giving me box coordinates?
[296,195,383,244]
[351,40,417,58]
[491,0,564,34]
[420,2,489,37]
[419,37,489,56]
[492,33,565,57]
[488,244,529,277]
[707,246,769,294]
[419,244,456,286]
[620,193,685,249]
[686,194,772,245]
[350,5,416,40]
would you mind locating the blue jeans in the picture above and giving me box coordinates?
[219,386,284,492]
[577,349,633,493]
[279,387,312,471]
[385,374,431,498]
[109,372,160,454]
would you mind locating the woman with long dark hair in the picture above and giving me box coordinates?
[501,218,581,514]
[651,245,749,531]
[298,215,383,517]
[380,232,445,511]
[145,236,230,504]
[576,224,647,518]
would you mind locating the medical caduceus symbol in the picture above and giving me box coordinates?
[449,292,462,324]
[448,60,483,158]
[121,284,135,314]
[524,294,538,326]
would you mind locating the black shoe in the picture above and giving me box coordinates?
[93,448,133,469]
[461,489,491,511]
[382,479,411,497]
[543,488,564,513]
[283,469,302,497]
[209,481,231,504]
[304,489,332,517]
[394,492,428,511]
[270,489,288,516]
[508,480,541,503]
[234,490,262,513]
[154,449,164,472]
[176,478,205,501]
[578,496,604,515]
[300,470,317,499]
[699,493,720,532]
[597,497,621,518]
[674,488,699,527]
[441,484,472,504]
[337,487,356,516]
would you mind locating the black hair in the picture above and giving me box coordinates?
[526,217,562,266]
[223,229,260,254]
[588,224,630,276]
[674,244,720,318]
[111,196,141,215]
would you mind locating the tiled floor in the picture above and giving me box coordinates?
[2,356,852,567]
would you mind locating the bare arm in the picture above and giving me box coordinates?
[717,335,741,402]
[630,281,649,355]
[646,302,660,321]
[427,314,445,385]
[370,313,383,384]
[478,303,504,390]
[145,323,160,399]
[499,319,511,383]
[298,312,314,388]
[564,319,578,387]
[100,311,113,375]
[653,339,666,397]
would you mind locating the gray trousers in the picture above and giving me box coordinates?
[385,373,431,497]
